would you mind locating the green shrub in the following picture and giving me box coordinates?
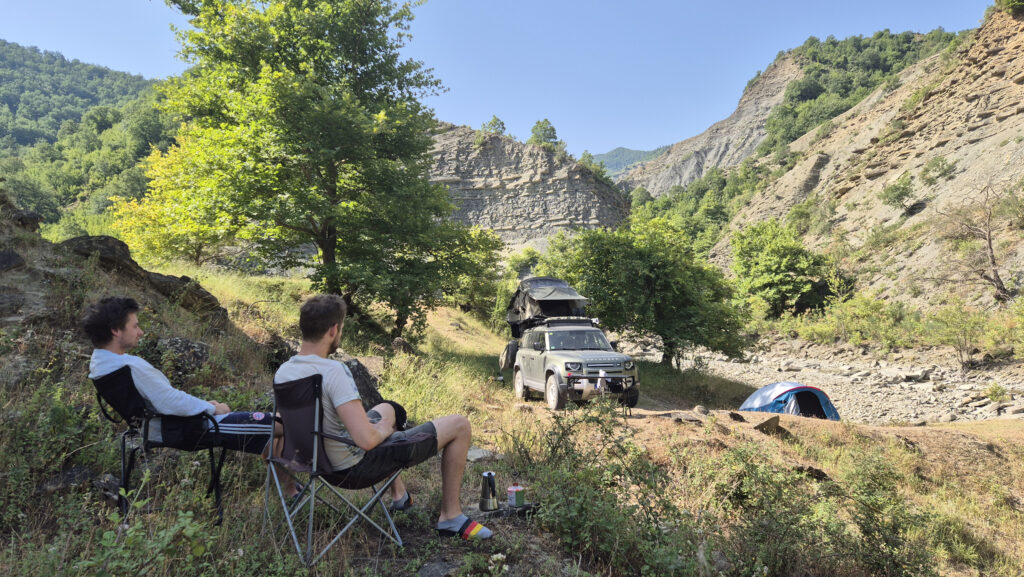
[920,156,956,186]
[997,0,1024,16]
[986,381,1010,403]
[879,173,915,211]
[731,219,829,317]
[927,298,986,371]
[502,401,697,575]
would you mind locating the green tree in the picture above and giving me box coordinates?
[527,118,568,157]
[878,172,915,211]
[111,137,243,265]
[630,186,653,209]
[156,0,486,336]
[579,150,614,188]
[479,115,506,135]
[474,114,506,148]
[539,220,746,365]
[731,219,828,317]
[527,119,558,147]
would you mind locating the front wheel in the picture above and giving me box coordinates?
[545,374,565,411]
[513,369,528,400]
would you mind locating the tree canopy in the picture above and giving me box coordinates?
[537,220,746,364]
[153,0,500,336]
[0,40,151,151]
[758,28,959,156]
[731,219,829,317]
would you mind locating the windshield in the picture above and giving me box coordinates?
[546,330,612,351]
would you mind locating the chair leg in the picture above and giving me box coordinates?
[201,446,227,525]
[120,432,141,519]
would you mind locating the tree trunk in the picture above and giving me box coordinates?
[321,224,340,294]
[982,225,1013,302]
[391,310,408,340]
[660,343,676,366]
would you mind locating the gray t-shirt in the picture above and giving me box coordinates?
[274,354,364,470]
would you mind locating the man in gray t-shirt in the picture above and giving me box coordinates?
[274,295,492,540]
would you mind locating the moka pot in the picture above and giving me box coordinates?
[479,471,498,511]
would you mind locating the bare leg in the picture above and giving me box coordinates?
[431,414,472,522]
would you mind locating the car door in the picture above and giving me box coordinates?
[519,331,541,389]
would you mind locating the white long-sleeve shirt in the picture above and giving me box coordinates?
[90,348,215,442]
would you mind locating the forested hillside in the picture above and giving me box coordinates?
[0,40,152,151]
[0,91,176,227]
[592,145,668,177]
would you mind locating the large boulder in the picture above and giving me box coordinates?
[336,352,385,410]
[147,272,230,330]
[0,250,26,273]
[59,236,148,280]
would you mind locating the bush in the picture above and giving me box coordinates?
[878,173,915,211]
[997,0,1024,16]
[503,401,698,575]
[920,157,956,186]
[927,298,986,371]
[731,219,829,318]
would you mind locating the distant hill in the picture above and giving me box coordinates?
[0,39,152,151]
[591,146,668,178]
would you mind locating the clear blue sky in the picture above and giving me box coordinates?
[0,0,993,155]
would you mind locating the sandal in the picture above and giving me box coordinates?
[437,517,492,540]
[388,492,414,513]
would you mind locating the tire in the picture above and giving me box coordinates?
[513,369,528,400]
[545,374,565,411]
[499,340,518,371]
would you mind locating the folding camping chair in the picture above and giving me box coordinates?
[91,365,228,523]
[266,374,427,567]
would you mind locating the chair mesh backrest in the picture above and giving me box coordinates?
[92,365,149,426]
[273,374,334,476]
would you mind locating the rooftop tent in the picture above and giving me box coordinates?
[739,381,841,421]
[506,276,588,338]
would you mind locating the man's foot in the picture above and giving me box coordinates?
[389,491,413,512]
[437,514,493,540]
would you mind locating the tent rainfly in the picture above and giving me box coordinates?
[739,382,840,421]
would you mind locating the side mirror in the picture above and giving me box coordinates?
[533,341,543,351]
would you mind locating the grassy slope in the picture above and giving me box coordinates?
[3,257,1023,575]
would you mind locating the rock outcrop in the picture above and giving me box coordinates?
[429,124,629,250]
[619,56,802,196]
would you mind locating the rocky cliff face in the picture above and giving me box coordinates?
[429,124,628,250]
[712,11,1024,304]
[618,56,802,197]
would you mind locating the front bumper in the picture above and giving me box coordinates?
[564,374,637,400]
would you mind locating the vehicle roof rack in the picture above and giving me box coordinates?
[525,316,597,329]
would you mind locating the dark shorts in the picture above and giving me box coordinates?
[207,411,275,454]
[328,412,438,487]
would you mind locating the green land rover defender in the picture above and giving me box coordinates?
[500,277,639,410]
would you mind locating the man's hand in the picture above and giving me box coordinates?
[210,401,230,415]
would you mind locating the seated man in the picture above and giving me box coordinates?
[274,295,492,540]
[83,296,279,459]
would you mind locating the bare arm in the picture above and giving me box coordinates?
[336,400,396,451]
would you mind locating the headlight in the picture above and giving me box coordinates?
[624,360,635,370]
[565,362,582,372]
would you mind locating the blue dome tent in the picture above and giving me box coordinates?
[739,382,840,421]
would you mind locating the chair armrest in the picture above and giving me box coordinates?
[317,430,358,447]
